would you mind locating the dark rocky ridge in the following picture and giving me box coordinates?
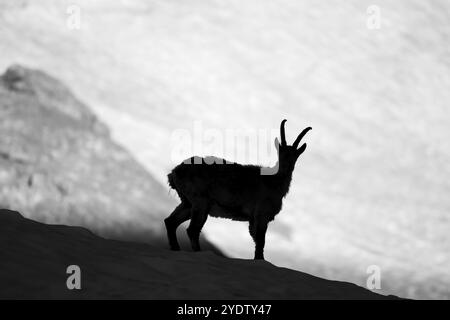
[0,65,215,250]
[0,209,397,299]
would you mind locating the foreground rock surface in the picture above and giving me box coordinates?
[0,209,397,299]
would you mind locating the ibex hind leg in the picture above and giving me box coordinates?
[165,202,191,251]
[186,199,210,252]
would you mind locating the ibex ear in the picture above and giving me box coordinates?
[274,137,280,152]
[296,143,307,156]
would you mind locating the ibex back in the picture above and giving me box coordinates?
[165,120,311,260]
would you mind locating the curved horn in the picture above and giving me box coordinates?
[292,127,312,148]
[280,119,287,146]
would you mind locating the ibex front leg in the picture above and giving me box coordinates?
[249,215,270,260]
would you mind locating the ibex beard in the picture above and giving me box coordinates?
[165,120,312,260]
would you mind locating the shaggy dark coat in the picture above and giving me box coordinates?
[165,120,311,260]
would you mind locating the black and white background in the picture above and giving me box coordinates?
[0,0,449,300]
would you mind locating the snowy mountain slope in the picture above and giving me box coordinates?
[0,0,449,298]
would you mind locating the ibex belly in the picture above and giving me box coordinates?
[209,203,251,222]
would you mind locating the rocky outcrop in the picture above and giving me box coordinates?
[0,65,213,250]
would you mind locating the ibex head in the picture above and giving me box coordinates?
[274,119,312,173]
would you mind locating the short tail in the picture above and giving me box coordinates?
[167,171,189,204]
[167,172,176,190]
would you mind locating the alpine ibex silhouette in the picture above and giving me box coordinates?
[165,120,312,260]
